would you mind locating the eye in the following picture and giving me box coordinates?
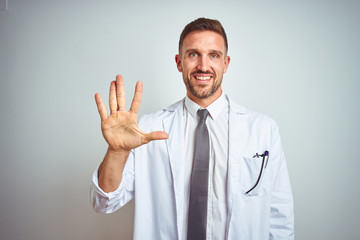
[189,52,198,58]
[210,53,219,59]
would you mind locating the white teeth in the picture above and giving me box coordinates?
[195,76,211,80]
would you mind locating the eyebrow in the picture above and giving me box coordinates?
[184,48,225,56]
[210,50,224,56]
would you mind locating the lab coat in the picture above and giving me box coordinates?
[91,95,294,240]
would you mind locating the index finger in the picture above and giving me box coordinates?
[129,81,143,113]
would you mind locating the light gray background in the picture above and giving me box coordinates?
[1,0,359,239]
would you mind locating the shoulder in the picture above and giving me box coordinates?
[227,95,282,146]
[138,99,184,129]
[227,95,278,129]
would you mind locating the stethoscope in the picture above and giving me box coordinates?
[246,150,269,194]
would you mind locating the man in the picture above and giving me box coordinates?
[91,18,294,240]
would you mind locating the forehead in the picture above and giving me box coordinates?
[181,30,226,53]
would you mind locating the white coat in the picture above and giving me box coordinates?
[91,95,294,240]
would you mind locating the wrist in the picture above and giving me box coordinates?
[105,147,131,165]
[107,146,130,154]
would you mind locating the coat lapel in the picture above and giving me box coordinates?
[162,99,185,239]
[226,96,248,238]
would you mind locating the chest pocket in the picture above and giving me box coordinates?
[240,152,271,197]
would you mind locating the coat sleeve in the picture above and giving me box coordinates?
[269,123,295,239]
[90,150,135,213]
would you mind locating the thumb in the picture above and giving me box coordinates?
[144,131,169,142]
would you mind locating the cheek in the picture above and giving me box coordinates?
[183,60,196,70]
[216,64,226,74]
[183,66,192,76]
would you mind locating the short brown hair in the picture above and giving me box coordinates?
[179,17,228,54]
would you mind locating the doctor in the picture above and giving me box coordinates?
[91,18,294,240]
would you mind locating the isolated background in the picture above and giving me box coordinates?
[1,0,359,239]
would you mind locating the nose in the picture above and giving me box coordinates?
[197,56,210,72]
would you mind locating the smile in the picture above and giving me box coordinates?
[195,76,211,80]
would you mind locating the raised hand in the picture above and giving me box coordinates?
[95,75,168,152]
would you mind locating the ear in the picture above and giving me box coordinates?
[175,54,183,72]
[223,55,230,74]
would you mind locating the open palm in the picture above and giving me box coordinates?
[95,75,168,152]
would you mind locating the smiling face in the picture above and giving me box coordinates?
[175,30,230,107]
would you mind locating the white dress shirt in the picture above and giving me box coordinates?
[183,93,229,240]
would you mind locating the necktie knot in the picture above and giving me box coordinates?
[198,109,209,122]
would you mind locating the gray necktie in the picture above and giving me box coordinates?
[187,109,210,240]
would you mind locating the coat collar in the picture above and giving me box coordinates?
[163,94,248,114]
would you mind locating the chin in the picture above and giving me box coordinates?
[191,88,213,99]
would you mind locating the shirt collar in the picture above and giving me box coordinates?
[184,93,227,121]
